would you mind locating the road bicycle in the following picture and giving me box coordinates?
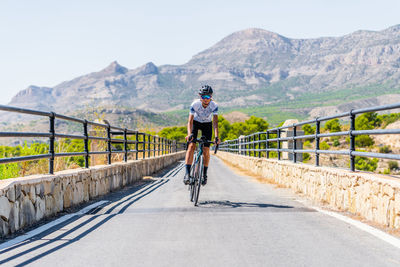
[188,136,219,206]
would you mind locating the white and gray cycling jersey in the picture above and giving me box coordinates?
[189,99,218,123]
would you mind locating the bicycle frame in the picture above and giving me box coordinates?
[193,142,204,165]
[188,136,218,205]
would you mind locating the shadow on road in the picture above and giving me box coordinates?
[198,200,294,209]
[0,162,184,266]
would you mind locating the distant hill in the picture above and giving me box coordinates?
[4,25,400,126]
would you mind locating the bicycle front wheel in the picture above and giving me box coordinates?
[189,164,196,202]
[194,155,203,206]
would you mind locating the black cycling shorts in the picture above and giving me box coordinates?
[191,120,213,147]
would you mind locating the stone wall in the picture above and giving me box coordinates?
[0,152,185,237]
[217,151,400,229]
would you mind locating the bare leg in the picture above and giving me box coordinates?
[203,147,210,167]
[185,143,196,165]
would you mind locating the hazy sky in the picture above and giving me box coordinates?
[1,0,399,104]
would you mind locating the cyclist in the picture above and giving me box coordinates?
[184,85,220,185]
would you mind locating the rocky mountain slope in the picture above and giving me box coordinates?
[4,25,400,125]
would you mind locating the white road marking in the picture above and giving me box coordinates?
[298,200,400,250]
[0,200,109,251]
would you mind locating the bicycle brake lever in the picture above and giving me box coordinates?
[214,144,219,154]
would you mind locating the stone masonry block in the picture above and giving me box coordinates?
[0,196,11,221]
[6,186,16,203]
[20,197,35,228]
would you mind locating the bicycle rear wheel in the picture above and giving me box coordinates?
[194,155,203,206]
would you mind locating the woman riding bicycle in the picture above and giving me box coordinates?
[184,85,220,185]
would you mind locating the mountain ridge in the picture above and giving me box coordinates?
[4,24,400,125]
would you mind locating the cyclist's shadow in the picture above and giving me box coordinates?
[197,200,293,209]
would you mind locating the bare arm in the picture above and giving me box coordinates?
[213,114,219,143]
[186,114,194,141]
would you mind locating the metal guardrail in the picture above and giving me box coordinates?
[219,102,400,172]
[0,105,186,174]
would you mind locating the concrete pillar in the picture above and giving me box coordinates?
[281,119,304,161]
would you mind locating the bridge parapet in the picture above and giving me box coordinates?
[216,151,400,229]
[0,151,185,238]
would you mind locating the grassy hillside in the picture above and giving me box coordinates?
[163,82,400,126]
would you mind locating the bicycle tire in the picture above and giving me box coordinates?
[194,155,203,206]
[189,163,196,202]
[192,161,199,204]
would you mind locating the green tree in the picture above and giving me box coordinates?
[324,119,341,132]
[320,141,330,150]
[377,113,400,128]
[218,116,232,141]
[355,156,378,172]
[0,163,19,180]
[355,112,381,130]
[158,126,187,142]
[353,112,381,147]
[225,116,268,140]
[332,137,340,147]
[379,145,391,153]
[388,161,398,170]
[303,153,310,162]
[355,135,374,147]
[302,124,315,135]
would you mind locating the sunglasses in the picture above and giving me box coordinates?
[201,95,211,100]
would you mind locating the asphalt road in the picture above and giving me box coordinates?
[1,156,400,266]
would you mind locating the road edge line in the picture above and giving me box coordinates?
[310,205,400,249]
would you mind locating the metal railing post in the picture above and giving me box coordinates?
[247,136,250,156]
[277,129,281,160]
[252,135,255,157]
[143,133,146,159]
[148,135,151,158]
[158,137,160,156]
[135,131,139,160]
[258,133,261,158]
[124,128,128,162]
[49,112,55,174]
[350,111,356,171]
[84,120,89,168]
[245,137,247,156]
[316,119,320,166]
[246,137,248,156]
[293,124,297,163]
[266,131,269,159]
[107,123,111,164]
[242,137,244,155]
[152,136,155,157]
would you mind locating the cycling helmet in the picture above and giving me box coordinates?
[198,85,213,96]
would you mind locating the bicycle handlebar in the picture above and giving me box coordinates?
[189,138,219,154]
